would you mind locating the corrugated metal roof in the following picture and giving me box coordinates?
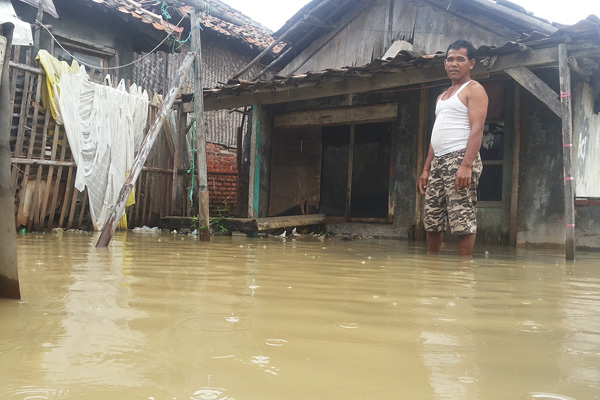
[204,16,600,98]
[87,0,284,54]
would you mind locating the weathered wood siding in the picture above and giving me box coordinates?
[573,77,600,197]
[516,72,565,247]
[268,127,322,217]
[281,0,516,76]
[133,33,268,147]
[412,4,511,55]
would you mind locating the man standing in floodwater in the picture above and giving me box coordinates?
[418,40,489,257]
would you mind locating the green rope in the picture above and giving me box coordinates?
[160,1,172,21]
[187,119,197,208]
[172,22,203,53]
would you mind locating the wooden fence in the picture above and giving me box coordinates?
[8,46,231,232]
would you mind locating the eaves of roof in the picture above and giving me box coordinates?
[203,16,600,107]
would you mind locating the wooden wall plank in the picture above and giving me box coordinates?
[274,103,398,129]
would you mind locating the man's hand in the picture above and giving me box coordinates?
[419,170,430,195]
[455,165,472,190]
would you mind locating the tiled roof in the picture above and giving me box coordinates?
[88,0,283,54]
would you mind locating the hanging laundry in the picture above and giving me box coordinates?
[36,50,149,230]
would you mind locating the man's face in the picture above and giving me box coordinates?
[444,48,475,80]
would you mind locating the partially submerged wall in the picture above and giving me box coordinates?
[517,72,565,247]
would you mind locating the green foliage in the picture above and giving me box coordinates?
[190,207,231,235]
[210,208,231,235]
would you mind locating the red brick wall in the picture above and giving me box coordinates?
[207,142,239,215]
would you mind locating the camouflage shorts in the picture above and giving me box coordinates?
[424,149,483,235]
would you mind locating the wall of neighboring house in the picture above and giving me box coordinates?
[517,71,566,247]
[12,0,137,82]
[572,76,600,249]
[206,142,238,215]
[132,27,272,215]
[573,76,600,198]
[280,0,517,76]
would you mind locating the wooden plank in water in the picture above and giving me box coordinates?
[47,129,68,230]
[248,214,326,231]
[29,110,52,231]
[16,72,43,227]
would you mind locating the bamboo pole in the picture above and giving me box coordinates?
[96,52,196,247]
[558,43,576,261]
[191,11,210,241]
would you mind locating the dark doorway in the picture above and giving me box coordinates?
[319,122,392,219]
[319,125,350,216]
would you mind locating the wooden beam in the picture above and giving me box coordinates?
[9,61,45,75]
[558,43,576,260]
[249,214,326,231]
[96,52,195,248]
[505,66,562,117]
[274,103,398,129]
[191,10,210,241]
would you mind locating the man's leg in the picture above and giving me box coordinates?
[458,233,476,257]
[427,231,444,253]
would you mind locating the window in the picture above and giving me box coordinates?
[56,47,107,84]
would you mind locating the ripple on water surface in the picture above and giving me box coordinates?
[190,387,233,400]
[0,339,21,354]
[175,314,254,332]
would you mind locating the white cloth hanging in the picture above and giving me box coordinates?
[55,66,148,230]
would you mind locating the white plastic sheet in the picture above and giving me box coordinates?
[55,67,148,230]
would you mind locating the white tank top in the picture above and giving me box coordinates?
[430,81,472,156]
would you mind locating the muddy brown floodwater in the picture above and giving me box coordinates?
[1,231,599,399]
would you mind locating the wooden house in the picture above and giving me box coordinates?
[8,0,282,230]
[203,0,600,251]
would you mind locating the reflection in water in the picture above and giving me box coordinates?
[0,232,599,399]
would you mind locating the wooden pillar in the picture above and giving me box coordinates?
[509,85,521,245]
[96,52,195,247]
[248,104,262,219]
[0,26,20,298]
[415,84,429,241]
[191,10,210,241]
[33,0,44,61]
[558,43,576,260]
[345,124,355,217]
[235,107,248,217]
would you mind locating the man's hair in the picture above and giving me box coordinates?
[446,40,477,60]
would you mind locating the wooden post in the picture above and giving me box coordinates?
[33,0,44,60]
[236,107,248,216]
[345,124,355,217]
[248,104,262,219]
[96,52,196,247]
[415,84,428,241]
[558,43,576,260]
[0,26,20,299]
[509,85,521,245]
[191,10,210,241]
